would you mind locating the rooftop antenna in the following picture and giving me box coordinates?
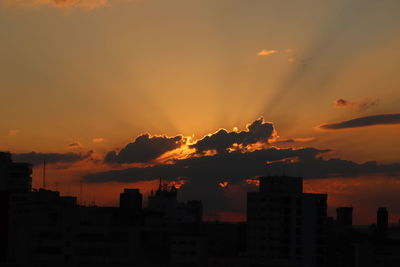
[42,157,46,189]
[79,180,83,206]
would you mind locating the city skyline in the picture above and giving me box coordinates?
[1,151,399,267]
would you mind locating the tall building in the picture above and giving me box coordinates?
[0,152,32,193]
[336,207,353,227]
[119,188,142,210]
[377,207,388,238]
[0,152,32,263]
[247,176,327,267]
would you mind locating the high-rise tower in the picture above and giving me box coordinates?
[247,176,327,267]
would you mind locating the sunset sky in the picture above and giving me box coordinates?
[1,0,400,224]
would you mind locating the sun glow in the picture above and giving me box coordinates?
[218,181,229,188]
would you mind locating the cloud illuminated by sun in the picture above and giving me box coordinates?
[92,137,104,143]
[8,129,18,136]
[168,178,187,189]
[218,181,229,188]
[245,179,260,186]
[155,143,196,164]
[257,49,278,56]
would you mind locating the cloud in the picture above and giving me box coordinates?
[190,118,274,153]
[6,0,108,10]
[81,116,400,217]
[67,142,82,148]
[273,137,316,144]
[84,147,329,184]
[103,118,274,164]
[266,156,400,180]
[92,137,104,143]
[86,147,400,187]
[12,151,92,166]
[319,113,400,130]
[334,98,378,111]
[105,134,184,164]
[257,49,278,56]
[8,130,18,136]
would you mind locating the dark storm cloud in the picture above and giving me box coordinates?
[319,113,400,130]
[104,134,184,164]
[190,118,274,153]
[12,151,92,166]
[85,146,400,184]
[85,147,328,184]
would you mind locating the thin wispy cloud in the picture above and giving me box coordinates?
[257,49,278,56]
[273,137,316,144]
[67,142,82,148]
[92,137,104,143]
[319,113,400,130]
[12,151,92,166]
[334,98,378,111]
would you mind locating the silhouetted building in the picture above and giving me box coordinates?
[354,239,400,267]
[336,207,353,227]
[0,152,32,264]
[119,188,142,210]
[171,232,208,266]
[247,176,327,267]
[148,181,202,224]
[169,221,247,266]
[5,188,150,266]
[377,207,388,239]
[5,150,399,267]
[0,152,32,193]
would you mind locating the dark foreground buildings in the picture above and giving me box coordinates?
[1,151,400,266]
[247,176,327,267]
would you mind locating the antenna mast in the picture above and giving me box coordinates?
[42,158,46,189]
[79,180,83,206]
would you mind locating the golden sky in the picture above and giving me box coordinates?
[1,0,400,224]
